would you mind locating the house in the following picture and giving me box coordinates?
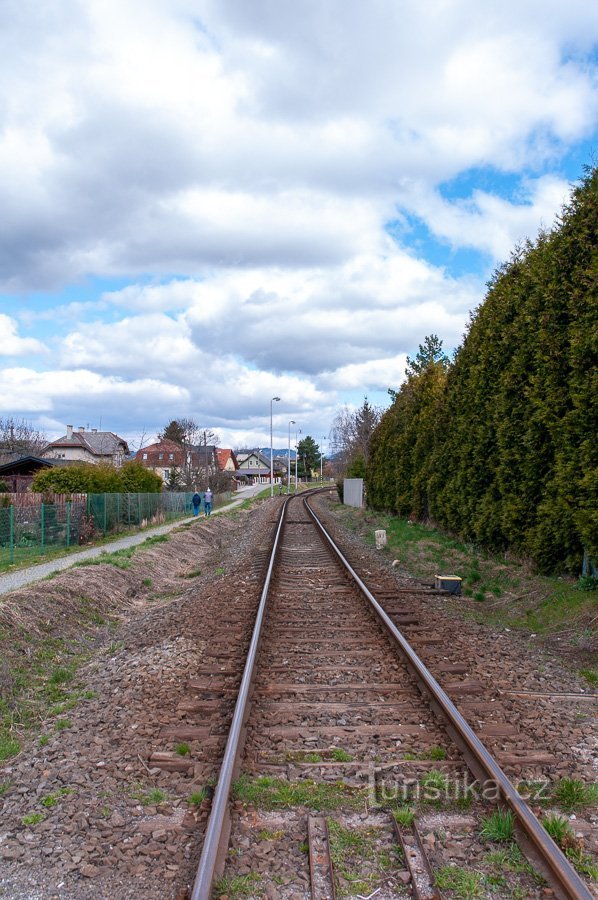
[235,450,282,485]
[43,425,129,467]
[137,440,238,487]
[215,448,239,473]
[0,456,78,493]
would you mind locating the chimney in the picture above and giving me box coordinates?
[66,425,73,440]
[78,426,85,432]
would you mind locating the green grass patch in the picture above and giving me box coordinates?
[75,547,136,570]
[331,747,353,762]
[479,808,515,842]
[130,785,168,806]
[141,534,170,547]
[41,787,73,808]
[392,806,415,826]
[212,873,261,898]
[541,813,574,847]
[231,775,367,811]
[188,788,209,806]
[435,865,484,898]
[579,668,597,687]
[22,813,45,826]
[553,777,598,812]
[485,843,536,876]
[327,820,394,897]
[421,745,447,760]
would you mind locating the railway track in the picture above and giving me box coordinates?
[185,491,593,899]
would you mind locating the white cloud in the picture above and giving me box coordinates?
[399,175,573,260]
[0,314,48,356]
[0,0,595,443]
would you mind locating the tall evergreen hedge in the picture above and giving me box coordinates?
[367,166,597,573]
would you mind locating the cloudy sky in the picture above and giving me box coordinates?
[0,0,596,452]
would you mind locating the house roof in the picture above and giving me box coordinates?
[0,456,81,476]
[45,430,129,457]
[215,448,238,471]
[237,450,271,467]
[137,438,183,456]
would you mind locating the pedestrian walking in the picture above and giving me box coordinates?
[192,491,201,517]
[203,487,213,517]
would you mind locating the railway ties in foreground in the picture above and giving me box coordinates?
[190,491,594,900]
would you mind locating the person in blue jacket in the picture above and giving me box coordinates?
[192,492,201,516]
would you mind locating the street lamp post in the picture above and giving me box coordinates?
[270,396,280,497]
[320,436,325,483]
[287,420,295,494]
[294,428,301,492]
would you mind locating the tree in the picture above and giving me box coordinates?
[160,420,186,444]
[158,418,220,489]
[297,436,320,479]
[329,397,383,476]
[0,417,47,460]
[405,334,449,377]
[367,165,598,573]
[32,461,162,493]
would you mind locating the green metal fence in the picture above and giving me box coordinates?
[0,490,232,568]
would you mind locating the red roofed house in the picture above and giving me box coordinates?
[136,440,238,488]
[215,448,238,473]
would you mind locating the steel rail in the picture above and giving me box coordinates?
[189,496,290,900]
[304,493,593,900]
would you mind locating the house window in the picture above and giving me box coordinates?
[169,453,174,460]
[164,469,170,480]
[142,453,148,460]
[158,453,164,460]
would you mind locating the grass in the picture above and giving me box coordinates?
[331,747,353,762]
[257,828,285,840]
[176,742,190,756]
[189,788,209,806]
[231,775,367,811]
[579,668,598,686]
[541,813,574,847]
[479,808,515,842]
[392,806,415,827]
[553,778,598,812]
[421,745,447,760]
[327,820,393,897]
[21,813,45,826]
[180,568,202,579]
[435,865,484,898]
[130,785,168,806]
[212,873,261,898]
[75,547,137,570]
[485,843,533,873]
[41,787,73,808]
[54,718,71,730]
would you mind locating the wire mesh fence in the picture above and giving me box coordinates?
[0,490,232,568]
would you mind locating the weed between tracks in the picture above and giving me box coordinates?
[327,820,397,897]
[232,775,368,811]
